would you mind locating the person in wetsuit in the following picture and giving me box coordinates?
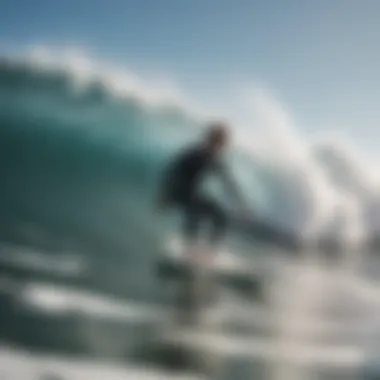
[158,122,246,254]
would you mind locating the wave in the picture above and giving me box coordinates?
[0,46,380,256]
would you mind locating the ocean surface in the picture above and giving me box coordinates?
[1,48,380,380]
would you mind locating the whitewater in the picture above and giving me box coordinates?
[1,46,380,379]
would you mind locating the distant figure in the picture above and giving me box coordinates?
[157,122,248,260]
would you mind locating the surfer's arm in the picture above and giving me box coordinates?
[216,162,245,208]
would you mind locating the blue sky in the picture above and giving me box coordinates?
[1,0,380,152]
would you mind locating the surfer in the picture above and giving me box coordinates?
[157,122,247,261]
[156,123,261,324]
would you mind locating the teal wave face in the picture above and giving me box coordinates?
[0,59,179,265]
[0,59,194,301]
[0,56,266,244]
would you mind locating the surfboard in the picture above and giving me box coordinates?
[154,238,265,374]
[157,237,264,301]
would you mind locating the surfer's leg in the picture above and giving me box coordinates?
[182,204,202,244]
[176,199,207,323]
[181,195,227,257]
[191,196,227,306]
[181,198,207,266]
[182,196,226,243]
[202,197,228,247]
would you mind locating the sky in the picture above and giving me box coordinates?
[1,0,380,153]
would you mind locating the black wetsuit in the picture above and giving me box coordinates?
[161,145,240,245]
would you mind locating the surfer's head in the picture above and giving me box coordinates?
[205,122,230,153]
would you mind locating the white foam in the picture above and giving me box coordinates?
[2,45,205,121]
[0,346,204,380]
[0,244,86,277]
[164,236,254,274]
[163,329,365,368]
[18,283,164,321]
[16,281,372,340]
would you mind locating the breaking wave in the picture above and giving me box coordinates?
[1,46,380,260]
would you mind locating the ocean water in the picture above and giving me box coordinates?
[1,48,380,380]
